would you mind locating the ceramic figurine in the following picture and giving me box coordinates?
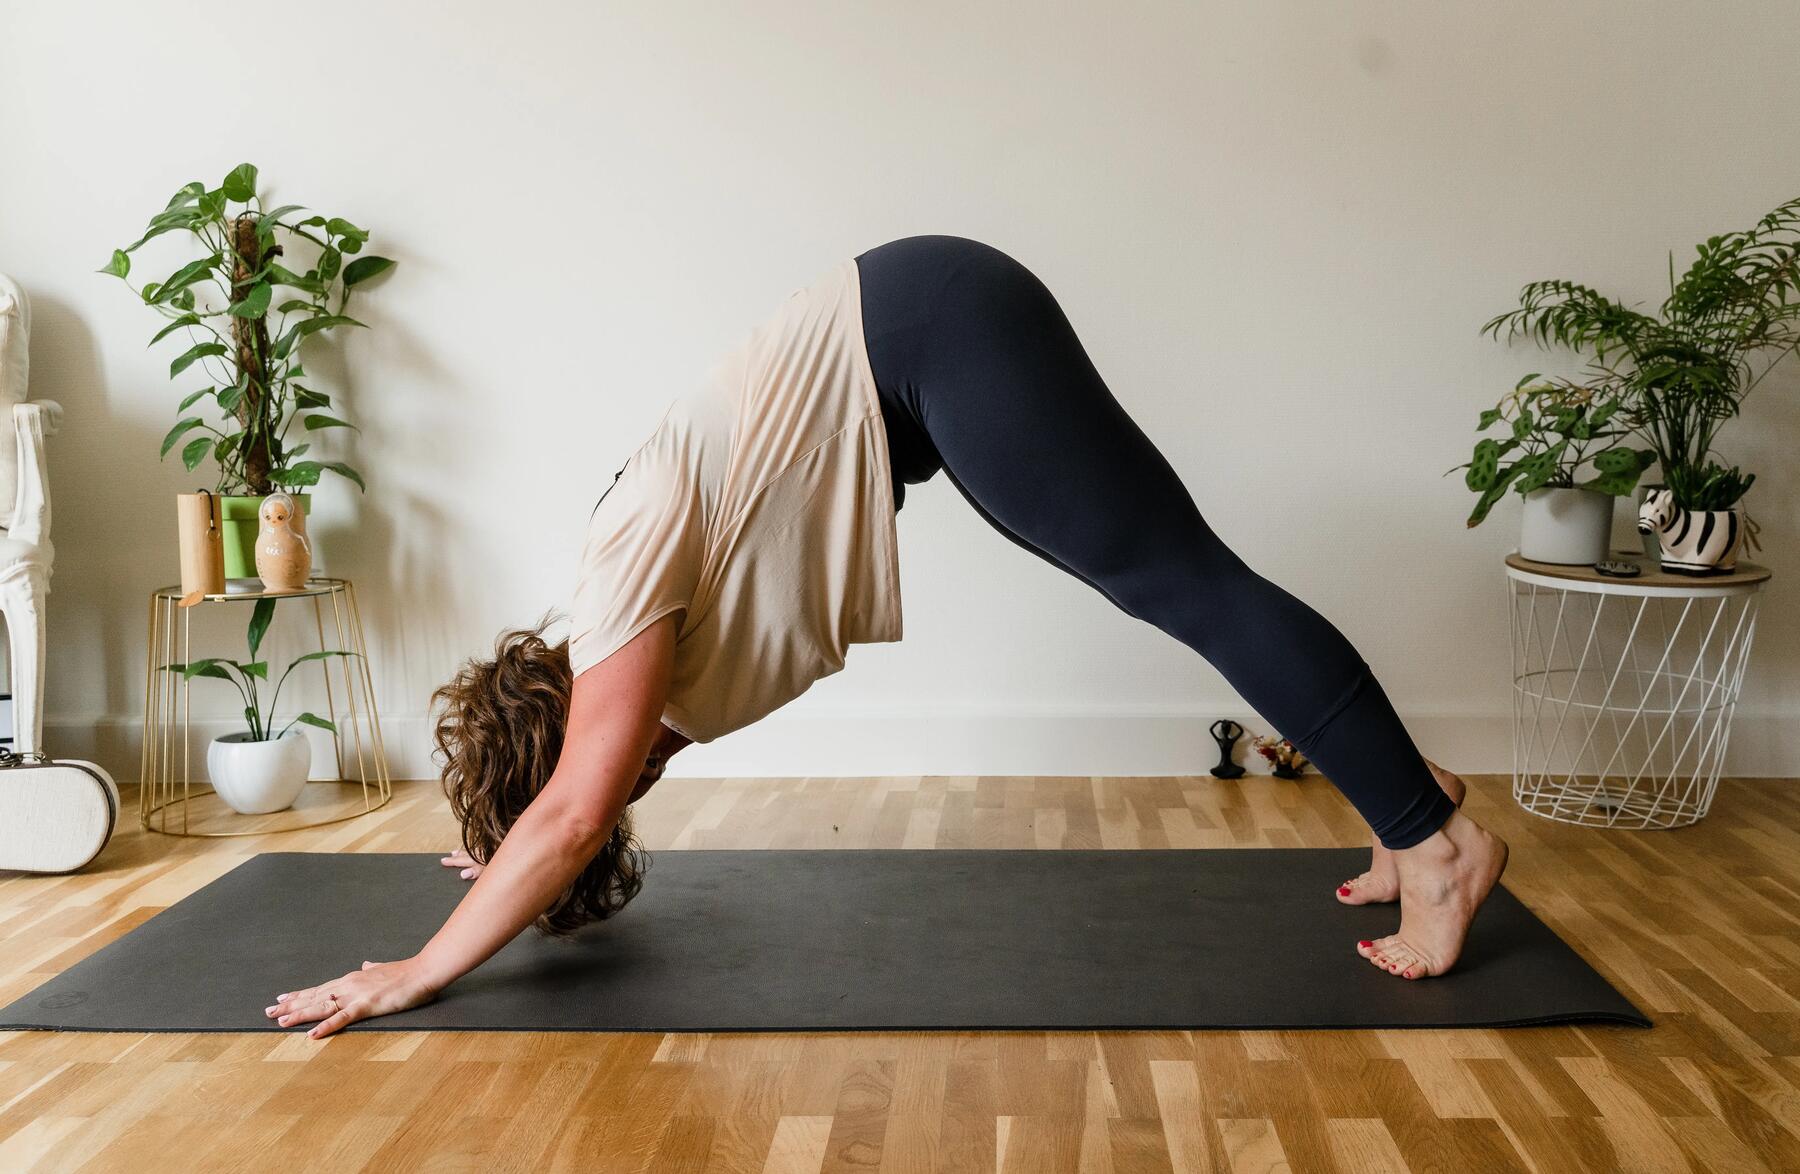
[1636,489,1747,574]
[1208,719,1246,779]
[254,492,311,592]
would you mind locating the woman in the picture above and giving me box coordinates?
[268,235,1507,1038]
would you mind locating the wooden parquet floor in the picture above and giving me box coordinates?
[2,772,1798,1173]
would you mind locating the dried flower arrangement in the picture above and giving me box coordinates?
[1252,735,1308,779]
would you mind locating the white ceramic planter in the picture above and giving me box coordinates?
[206,730,310,814]
[1519,487,1613,565]
[1637,489,1749,574]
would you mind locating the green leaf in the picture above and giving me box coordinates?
[182,659,236,682]
[292,387,330,409]
[151,254,224,304]
[276,299,315,314]
[165,181,205,210]
[124,206,205,251]
[1583,467,1649,496]
[149,314,202,346]
[290,711,338,734]
[303,414,356,431]
[324,217,367,243]
[317,248,342,285]
[1475,407,1502,431]
[241,661,269,681]
[160,417,207,458]
[197,189,226,220]
[1465,463,1525,527]
[299,314,365,336]
[229,281,272,318]
[181,435,213,471]
[282,461,365,491]
[1512,445,1568,494]
[176,386,216,412]
[291,650,358,665]
[1512,372,1542,391]
[320,461,365,491]
[263,203,307,221]
[172,288,196,311]
[170,341,227,378]
[216,383,244,413]
[1465,438,1501,491]
[99,249,130,278]
[342,256,395,287]
[247,597,276,658]
[221,163,259,203]
[266,263,325,293]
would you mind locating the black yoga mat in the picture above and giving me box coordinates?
[1,850,1646,1032]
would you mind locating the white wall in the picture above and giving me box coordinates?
[4,1,1795,780]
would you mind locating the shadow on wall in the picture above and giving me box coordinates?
[1737,358,1798,686]
[290,289,482,731]
[24,293,169,739]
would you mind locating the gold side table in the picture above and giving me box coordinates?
[140,577,392,836]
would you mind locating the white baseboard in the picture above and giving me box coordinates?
[43,707,1800,783]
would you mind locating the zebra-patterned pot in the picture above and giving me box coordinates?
[1636,489,1746,574]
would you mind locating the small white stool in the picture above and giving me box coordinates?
[1505,550,1770,829]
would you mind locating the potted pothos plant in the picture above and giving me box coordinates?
[1478,195,1800,572]
[1452,377,1653,564]
[102,163,395,581]
[163,598,356,815]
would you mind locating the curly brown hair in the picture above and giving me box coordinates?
[430,618,649,937]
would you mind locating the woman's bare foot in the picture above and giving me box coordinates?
[1336,759,1468,905]
[1356,809,1508,979]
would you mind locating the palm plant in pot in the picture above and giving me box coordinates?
[1453,375,1653,564]
[163,598,355,814]
[1481,196,1800,573]
[102,163,395,583]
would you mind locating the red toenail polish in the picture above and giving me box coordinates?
[1358,940,1372,949]
[1338,886,1352,896]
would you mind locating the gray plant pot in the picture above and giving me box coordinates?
[1519,487,1613,565]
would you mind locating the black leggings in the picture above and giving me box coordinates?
[854,235,1454,850]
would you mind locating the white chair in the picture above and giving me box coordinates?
[0,273,58,754]
[0,275,108,876]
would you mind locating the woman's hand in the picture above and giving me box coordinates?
[264,957,440,1039]
[441,847,484,880]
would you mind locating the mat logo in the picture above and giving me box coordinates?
[39,990,87,1010]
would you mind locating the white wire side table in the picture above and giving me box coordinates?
[140,577,392,836]
[1506,550,1770,830]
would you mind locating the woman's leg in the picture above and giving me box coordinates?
[856,235,1506,978]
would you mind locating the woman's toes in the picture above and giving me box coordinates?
[1337,869,1399,905]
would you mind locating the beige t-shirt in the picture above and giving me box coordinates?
[568,256,903,742]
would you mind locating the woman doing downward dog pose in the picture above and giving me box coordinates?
[269,235,1508,1037]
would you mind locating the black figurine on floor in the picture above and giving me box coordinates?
[1208,719,1246,779]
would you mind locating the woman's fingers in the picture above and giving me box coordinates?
[309,1007,357,1039]
[275,994,338,1027]
[264,958,434,1039]
[440,848,483,880]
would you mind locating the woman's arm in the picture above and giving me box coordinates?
[266,611,680,1038]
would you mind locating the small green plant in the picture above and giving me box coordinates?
[1453,376,1654,527]
[102,163,395,496]
[1481,195,1800,512]
[163,599,355,741]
